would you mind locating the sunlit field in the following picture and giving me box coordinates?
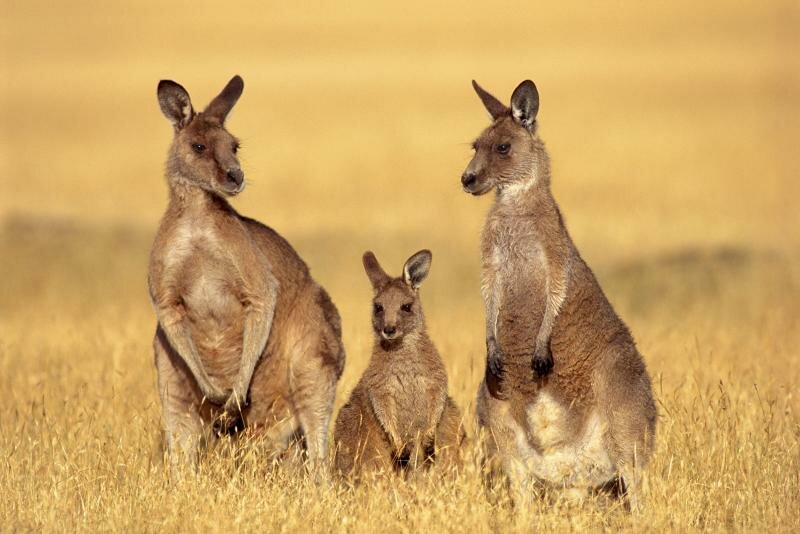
[1,0,799,531]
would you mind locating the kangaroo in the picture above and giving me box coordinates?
[149,75,344,478]
[461,79,657,510]
[334,250,464,479]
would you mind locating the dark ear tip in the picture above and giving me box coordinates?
[230,75,244,88]
[515,79,538,94]
[362,250,376,265]
[408,249,433,271]
[158,79,177,92]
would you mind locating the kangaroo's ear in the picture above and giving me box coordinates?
[204,75,244,124]
[363,251,390,290]
[472,80,508,121]
[511,80,539,130]
[158,80,194,130]
[403,249,432,289]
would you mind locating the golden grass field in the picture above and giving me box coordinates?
[1,0,799,531]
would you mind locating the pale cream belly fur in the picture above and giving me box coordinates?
[484,387,617,489]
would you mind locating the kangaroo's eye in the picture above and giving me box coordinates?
[192,143,206,154]
[401,303,413,313]
[373,303,383,314]
[496,143,510,154]
[232,142,239,154]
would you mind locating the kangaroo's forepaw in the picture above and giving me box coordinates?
[223,388,247,416]
[487,351,504,379]
[485,345,507,399]
[532,345,554,377]
[204,385,230,405]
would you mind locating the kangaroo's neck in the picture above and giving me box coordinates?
[490,148,566,225]
[493,177,560,226]
[497,179,550,209]
[487,155,576,264]
[166,180,234,219]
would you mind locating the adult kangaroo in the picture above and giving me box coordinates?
[149,75,344,478]
[462,79,656,510]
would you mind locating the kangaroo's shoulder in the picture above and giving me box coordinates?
[237,214,310,274]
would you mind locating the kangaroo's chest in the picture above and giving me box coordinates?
[481,217,548,310]
[167,222,245,336]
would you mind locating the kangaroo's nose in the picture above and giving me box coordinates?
[461,172,477,188]
[383,326,396,336]
[227,168,244,186]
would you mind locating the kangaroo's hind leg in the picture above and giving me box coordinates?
[612,413,655,514]
[477,381,537,507]
[154,326,207,478]
[244,396,299,465]
[333,400,361,478]
[596,356,657,513]
[293,373,335,483]
[334,393,394,481]
[288,286,345,483]
[434,396,466,472]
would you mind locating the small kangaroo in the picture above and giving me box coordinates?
[149,75,344,477]
[462,79,656,510]
[334,250,464,478]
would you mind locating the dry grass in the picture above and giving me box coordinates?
[1,0,799,531]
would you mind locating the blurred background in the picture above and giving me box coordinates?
[2,1,799,529]
[3,0,800,398]
[2,0,799,389]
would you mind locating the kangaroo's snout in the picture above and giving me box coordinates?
[227,168,243,186]
[382,326,397,339]
[462,158,494,195]
[224,168,244,193]
[462,169,490,195]
[461,171,478,189]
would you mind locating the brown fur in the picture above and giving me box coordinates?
[463,80,656,510]
[334,250,465,479]
[149,76,344,478]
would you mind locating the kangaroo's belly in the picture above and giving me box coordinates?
[390,384,434,443]
[372,370,443,444]
[518,392,616,487]
[183,263,245,382]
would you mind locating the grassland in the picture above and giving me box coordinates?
[1,0,799,531]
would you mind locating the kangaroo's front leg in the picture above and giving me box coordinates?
[482,262,504,383]
[154,295,228,405]
[224,272,278,416]
[531,242,571,376]
[370,391,402,454]
[411,387,445,470]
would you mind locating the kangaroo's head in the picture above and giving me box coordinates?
[462,79,546,196]
[157,75,245,196]
[363,249,433,344]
